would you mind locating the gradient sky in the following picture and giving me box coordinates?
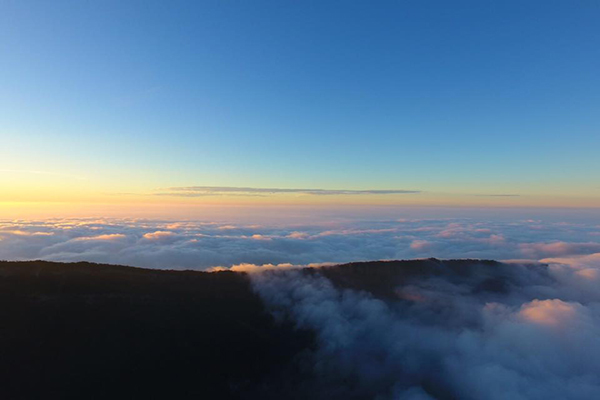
[1,1,599,211]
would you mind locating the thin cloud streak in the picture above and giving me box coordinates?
[472,194,520,197]
[159,186,421,197]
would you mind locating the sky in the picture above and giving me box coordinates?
[1,1,599,269]
[1,0,599,212]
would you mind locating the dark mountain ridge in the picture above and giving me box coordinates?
[0,260,313,399]
[0,258,546,399]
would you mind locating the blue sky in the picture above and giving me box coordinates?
[1,1,599,206]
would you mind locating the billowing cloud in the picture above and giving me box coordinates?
[518,299,581,326]
[248,259,600,399]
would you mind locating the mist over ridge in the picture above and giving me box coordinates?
[248,258,600,399]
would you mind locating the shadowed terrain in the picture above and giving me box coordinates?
[316,258,549,299]
[0,261,314,399]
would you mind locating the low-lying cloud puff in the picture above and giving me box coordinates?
[142,231,177,241]
[0,211,598,269]
[518,299,582,326]
[74,233,126,241]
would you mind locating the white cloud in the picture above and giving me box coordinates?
[0,214,598,270]
[249,258,600,399]
[142,231,177,241]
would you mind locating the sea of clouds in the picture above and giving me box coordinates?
[0,209,599,269]
[2,209,600,399]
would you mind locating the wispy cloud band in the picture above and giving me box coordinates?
[157,186,421,197]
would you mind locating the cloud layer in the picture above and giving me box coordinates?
[0,212,599,269]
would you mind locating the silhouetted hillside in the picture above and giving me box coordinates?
[0,261,314,400]
[316,258,543,299]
